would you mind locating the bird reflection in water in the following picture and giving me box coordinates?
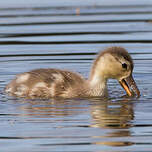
[15,98,89,118]
[90,98,134,129]
[15,97,135,147]
[90,98,135,147]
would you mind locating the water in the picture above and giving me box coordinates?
[0,1,152,152]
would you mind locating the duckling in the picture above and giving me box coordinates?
[5,46,140,99]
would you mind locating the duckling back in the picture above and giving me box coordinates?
[5,69,87,99]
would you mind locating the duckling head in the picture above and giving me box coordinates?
[90,46,140,97]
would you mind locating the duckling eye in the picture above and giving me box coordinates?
[122,63,127,69]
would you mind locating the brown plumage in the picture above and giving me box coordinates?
[5,46,140,99]
[5,69,88,98]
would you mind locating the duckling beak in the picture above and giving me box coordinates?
[119,75,140,97]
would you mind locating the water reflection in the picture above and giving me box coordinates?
[90,99,134,129]
[4,92,152,150]
[13,98,88,118]
[90,98,135,147]
[14,97,134,127]
[12,97,136,147]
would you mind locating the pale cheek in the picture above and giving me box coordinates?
[107,67,121,79]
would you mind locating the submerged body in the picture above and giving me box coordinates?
[5,47,140,99]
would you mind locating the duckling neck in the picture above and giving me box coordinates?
[88,74,108,97]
